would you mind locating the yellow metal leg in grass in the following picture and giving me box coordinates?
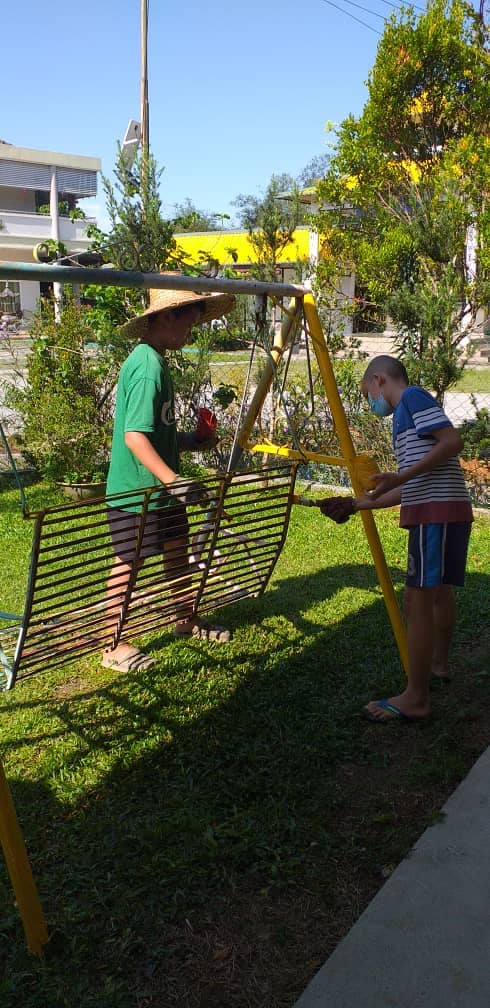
[0,758,48,956]
[303,294,409,674]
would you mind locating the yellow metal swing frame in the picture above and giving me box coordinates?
[0,262,407,957]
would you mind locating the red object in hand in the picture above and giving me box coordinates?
[195,407,217,442]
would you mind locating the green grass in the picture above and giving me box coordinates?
[454,367,490,393]
[207,351,490,395]
[0,484,489,1007]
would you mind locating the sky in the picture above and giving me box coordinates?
[2,0,424,230]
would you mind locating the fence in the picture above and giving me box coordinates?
[197,335,490,507]
[1,305,489,507]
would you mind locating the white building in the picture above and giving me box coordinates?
[0,142,101,323]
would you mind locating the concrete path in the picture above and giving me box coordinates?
[294,746,490,1008]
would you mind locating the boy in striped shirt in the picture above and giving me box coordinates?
[320,355,473,723]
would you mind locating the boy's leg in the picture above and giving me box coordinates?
[105,557,131,649]
[162,534,195,624]
[365,522,470,721]
[102,508,155,670]
[106,557,133,639]
[163,535,231,641]
[102,556,156,669]
[366,523,443,722]
[431,584,456,680]
[365,585,435,721]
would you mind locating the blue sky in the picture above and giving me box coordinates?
[3,0,419,229]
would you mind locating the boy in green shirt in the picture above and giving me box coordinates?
[103,287,235,672]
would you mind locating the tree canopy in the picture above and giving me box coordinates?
[314,0,489,397]
[88,146,176,274]
[172,198,230,233]
[232,174,304,280]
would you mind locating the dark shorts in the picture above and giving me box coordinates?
[406,522,471,588]
[107,503,189,562]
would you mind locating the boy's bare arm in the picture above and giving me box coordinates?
[369,426,463,499]
[125,431,177,484]
[124,431,209,505]
[320,423,461,522]
[354,486,402,510]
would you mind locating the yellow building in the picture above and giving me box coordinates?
[174,226,313,283]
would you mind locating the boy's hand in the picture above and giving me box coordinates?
[178,432,218,452]
[369,471,403,498]
[317,496,357,523]
[194,434,218,452]
[168,477,210,507]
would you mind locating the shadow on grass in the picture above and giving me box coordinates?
[0,565,489,1008]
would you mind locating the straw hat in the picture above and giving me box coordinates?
[120,285,236,340]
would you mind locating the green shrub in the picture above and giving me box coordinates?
[6,294,114,482]
[458,403,490,461]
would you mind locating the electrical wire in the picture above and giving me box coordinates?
[321,0,426,34]
[334,0,389,21]
[376,0,426,14]
[320,0,382,34]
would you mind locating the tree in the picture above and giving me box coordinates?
[232,174,304,281]
[88,145,177,275]
[297,154,330,188]
[84,144,181,356]
[313,0,489,398]
[172,199,230,232]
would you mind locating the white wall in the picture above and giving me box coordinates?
[19,281,39,321]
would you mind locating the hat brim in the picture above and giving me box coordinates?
[119,291,236,340]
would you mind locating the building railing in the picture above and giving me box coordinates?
[0,210,95,243]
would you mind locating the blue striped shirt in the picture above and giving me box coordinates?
[392,386,472,527]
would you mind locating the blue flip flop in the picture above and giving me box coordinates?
[363,699,425,723]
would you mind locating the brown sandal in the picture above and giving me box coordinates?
[101,645,155,672]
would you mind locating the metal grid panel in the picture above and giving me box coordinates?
[120,465,296,641]
[6,464,296,688]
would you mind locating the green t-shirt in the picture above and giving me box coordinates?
[106,343,179,511]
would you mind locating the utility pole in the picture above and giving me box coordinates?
[141,0,149,157]
[140,0,150,298]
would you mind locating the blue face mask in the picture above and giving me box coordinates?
[368,393,394,418]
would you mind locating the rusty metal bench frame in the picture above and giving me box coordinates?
[0,462,297,690]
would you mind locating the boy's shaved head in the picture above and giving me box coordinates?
[362,355,409,386]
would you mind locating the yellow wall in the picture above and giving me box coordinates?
[174,227,310,267]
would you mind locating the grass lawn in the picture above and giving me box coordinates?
[0,484,489,1007]
[454,367,490,393]
[209,352,490,396]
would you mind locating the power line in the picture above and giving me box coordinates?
[321,0,427,34]
[338,0,390,21]
[321,0,382,34]
[340,0,425,20]
[376,0,426,14]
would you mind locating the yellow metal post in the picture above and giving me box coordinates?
[229,298,303,468]
[0,759,48,956]
[303,294,408,673]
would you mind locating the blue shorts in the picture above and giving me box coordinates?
[406,522,471,588]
